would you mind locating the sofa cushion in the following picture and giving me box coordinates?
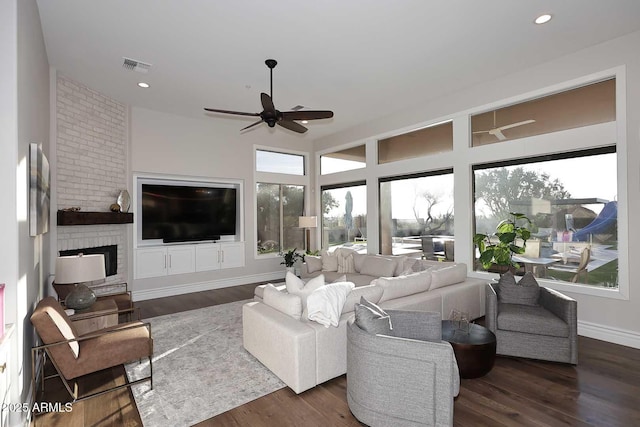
[263,284,303,320]
[342,284,384,314]
[321,251,338,272]
[305,256,323,274]
[429,263,466,290]
[497,303,569,337]
[498,272,540,306]
[378,255,408,276]
[354,297,392,335]
[375,269,433,303]
[307,281,355,327]
[285,272,325,310]
[360,255,396,278]
[352,253,367,273]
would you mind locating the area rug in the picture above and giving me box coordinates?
[125,300,285,426]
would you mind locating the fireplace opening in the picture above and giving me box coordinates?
[59,245,117,277]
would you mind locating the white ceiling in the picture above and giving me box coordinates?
[36,0,640,140]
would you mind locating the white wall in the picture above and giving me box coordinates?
[314,31,640,348]
[130,107,314,298]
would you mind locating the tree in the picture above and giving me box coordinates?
[413,190,454,235]
[322,192,339,215]
[475,167,571,221]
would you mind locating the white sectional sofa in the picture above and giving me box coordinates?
[243,253,486,394]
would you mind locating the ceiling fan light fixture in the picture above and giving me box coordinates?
[535,14,552,25]
[301,120,308,124]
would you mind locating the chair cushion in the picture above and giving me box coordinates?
[342,285,384,314]
[360,256,396,278]
[354,297,392,335]
[429,263,466,290]
[374,270,432,303]
[30,296,80,359]
[498,272,540,306]
[305,256,323,274]
[497,303,569,338]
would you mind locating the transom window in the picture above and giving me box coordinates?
[256,149,305,175]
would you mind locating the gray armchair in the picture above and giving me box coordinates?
[486,283,578,364]
[347,310,459,427]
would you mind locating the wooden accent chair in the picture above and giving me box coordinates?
[30,297,153,410]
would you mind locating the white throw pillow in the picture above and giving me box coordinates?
[429,263,467,290]
[305,256,323,274]
[285,272,325,309]
[337,253,355,274]
[263,284,303,320]
[377,269,433,303]
[320,251,338,272]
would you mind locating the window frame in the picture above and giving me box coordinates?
[254,145,310,259]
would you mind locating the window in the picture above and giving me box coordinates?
[256,150,305,175]
[473,148,618,288]
[471,79,615,146]
[378,121,453,164]
[320,145,366,174]
[379,171,454,257]
[256,183,305,253]
[321,183,367,250]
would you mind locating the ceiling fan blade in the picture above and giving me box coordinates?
[497,119,535,131]
[281,110,334,121]
[472,130,491,134]
[489,128,507,140]
[240,119,264,131]
[204,108,260,117]
[261,93,275,114]
[278,120,308,133]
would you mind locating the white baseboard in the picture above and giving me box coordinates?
[578,320,640,349]
[131,271,285,301]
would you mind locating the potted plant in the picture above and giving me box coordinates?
[280,248,303,273]
[473,212,532,273]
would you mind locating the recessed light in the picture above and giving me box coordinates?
[301,120,309,124]
[535,14,552,25]
[137,82,150,88]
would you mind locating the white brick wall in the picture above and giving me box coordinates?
[56,75,129,286]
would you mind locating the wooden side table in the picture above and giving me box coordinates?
[442,320,496,379]
[69,299,118,335]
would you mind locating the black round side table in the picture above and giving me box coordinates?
[441,320,497,379]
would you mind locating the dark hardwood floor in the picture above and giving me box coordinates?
[34,284,640,427]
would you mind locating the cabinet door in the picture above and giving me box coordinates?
[135,248,168,279]
[219,242,245,269]
[195,243,221,272]
[167,246,196,275]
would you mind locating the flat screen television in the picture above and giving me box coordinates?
[141,183,237,243]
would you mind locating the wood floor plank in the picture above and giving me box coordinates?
[34,283,640,427]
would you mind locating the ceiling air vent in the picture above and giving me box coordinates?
[122,57,151,73]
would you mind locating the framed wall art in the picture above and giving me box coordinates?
[29,142,50,236]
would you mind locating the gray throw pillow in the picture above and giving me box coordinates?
[498,271,540,306]
[354,297,393,335]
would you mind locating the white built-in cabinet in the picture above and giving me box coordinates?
[135,242,245,279]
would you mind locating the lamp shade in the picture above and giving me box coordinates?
[298,216,318,228]
[55,254,106,284]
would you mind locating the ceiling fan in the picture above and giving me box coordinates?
[473,111,535,141]
[204,59,334,134]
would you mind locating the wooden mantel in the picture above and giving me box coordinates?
[57,210,133,226]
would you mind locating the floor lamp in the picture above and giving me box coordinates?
[298,216,318,253]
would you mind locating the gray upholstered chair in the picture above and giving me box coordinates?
[347,310,459,427]
[485,280,578,364]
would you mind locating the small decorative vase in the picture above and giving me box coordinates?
[117,189,131,213]
[65,284,97,310]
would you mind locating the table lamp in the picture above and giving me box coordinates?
[55,254,106,310]
[298,216,318,253]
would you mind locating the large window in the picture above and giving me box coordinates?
[471,79,615,146]
[321,183,367,250]
[473,148,618,288]
[256,150,305,175]
[380,172,454,258]
[256,183,305,254]
[378,121,453,164]
[320,145,366,174]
